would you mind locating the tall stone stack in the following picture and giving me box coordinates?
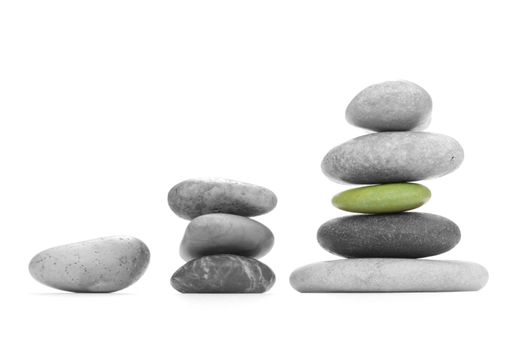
[290,80,489,292]
[168,178,277,293]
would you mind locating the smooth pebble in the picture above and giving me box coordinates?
[290,258,489,292]
[317,213,460,258]
[346,80,432,131]
[180,213,274,261]
[171,254,275,293]
[28,236,150,293]
[321,132,464,184]
[168,178,277,219]
[332,183,431,214]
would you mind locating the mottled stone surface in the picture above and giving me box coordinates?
[321,132,464,184]
[317,213,460,258]
[171,254,275,293]
[290,259,489,292]
[180,214,274,261]
[168,178,277,219]
[29,236,150,293]
[346,80,432,131]
[332,183,431,214]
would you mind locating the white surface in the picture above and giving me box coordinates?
[0,1,521,349]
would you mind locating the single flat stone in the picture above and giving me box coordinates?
[290,259,489,292]
[29,236,150,293]
[317,213,460,258]
[171,254,275,293]
[321,132,464,184]
[346,80,432,131]
[168,178,277,219]
[180,213,274,261]
[332,183,431,214]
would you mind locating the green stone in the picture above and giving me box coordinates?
[332,183,431,214]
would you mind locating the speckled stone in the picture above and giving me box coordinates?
[332,183,431,214]
[317,213,460,258]
[180,214,274,261]
[321,132,464,184]
[290,259,489,292]
[168,178,277,219]
[346,80,432,131]
[171,254,275,293]
[28,236,150,293]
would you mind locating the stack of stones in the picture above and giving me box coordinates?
[290,80,489,293]
[168,178,277,293]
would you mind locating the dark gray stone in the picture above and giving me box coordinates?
[180,213,274,261]
[317,213,460,258]
[171,254,275,293]
[346,80,432,131]
[321,132,464,184]
[28,236,150,293]
[168,178,277,219]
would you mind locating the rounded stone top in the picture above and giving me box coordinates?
[346,80,432,131]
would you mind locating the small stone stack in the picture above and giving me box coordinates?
[290,80,489,293]
[168,178,277,293]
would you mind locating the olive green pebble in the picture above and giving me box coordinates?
[332,183,431,214]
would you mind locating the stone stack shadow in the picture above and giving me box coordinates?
[290,80,489,293]
[168,178,277,293]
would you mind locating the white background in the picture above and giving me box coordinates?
[1,1,521,349]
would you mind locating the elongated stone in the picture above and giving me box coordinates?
[180,214,274,261]
[321,132,464,184]
[332,183,431,214]
[171,254,275,293]
[346,80,432,131]
[317,213,460,258]
[28,236,150,293]
[290,259,489,292]
[168,178,277,219]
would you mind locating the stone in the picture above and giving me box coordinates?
[290,258,488,292]
[317,213,460,258]
[180,213,274,261]
[332,183,431,214]
[346,80,432,131]
[321,132,464,184]
[168,178,277,219]
[28,236,150,293]
[171,254,275,293]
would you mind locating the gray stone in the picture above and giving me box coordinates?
[346,80,432,131]
[317,213,460,258]
[168,178,277,219]
[171,254,275,293]
[29,236,150,293]
[290,259,489,292]
[180,213,274,261]
[321,132,464,184]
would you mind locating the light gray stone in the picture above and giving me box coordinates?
[321,132,464,184]
[290,259,488,292]
[29,236,150,293]
[168,178,277,219]
[317,213,460,258]
[346,80,432,131]
[180,213,274,261]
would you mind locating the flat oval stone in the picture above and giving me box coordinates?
[317,213,460,258]
[346,80,432,131]
[321,132,464,184]
[332,183,431,214]
[290,259,489,292]
[171,254,275,293]
[28,236,150,293]
[168,178,277,219]
[180,214,274,261]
